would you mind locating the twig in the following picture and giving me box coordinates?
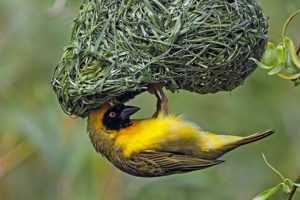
[285,171,300,200]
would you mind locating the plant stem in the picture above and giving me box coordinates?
[282,10,300,38]
[285,171,300,200]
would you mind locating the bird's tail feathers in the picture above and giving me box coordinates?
[235,129,275,146]
[207,129,275,159]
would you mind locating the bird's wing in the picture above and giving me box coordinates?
[130,150,224,176]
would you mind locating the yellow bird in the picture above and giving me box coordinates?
[87,86,274,177]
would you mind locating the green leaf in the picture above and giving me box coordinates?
[285,37,300,68]
[275,42,285,63]
[285,51,299,74]
[253,184,282,200]
[268,64,284,75]
[261,42,281,66]
[294,183,300,187]
[249,58,275,70]
[277,72,300,80]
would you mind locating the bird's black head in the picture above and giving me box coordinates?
[102,104,140,130]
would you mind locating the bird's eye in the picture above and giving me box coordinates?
[109,112,116,118]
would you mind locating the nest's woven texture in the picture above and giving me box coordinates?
[52,0,268,117]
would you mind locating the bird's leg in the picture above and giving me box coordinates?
[157,85,169,116]
[152,90,161,118]
[148,84,168,117]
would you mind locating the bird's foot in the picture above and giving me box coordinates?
[148,83,169,117]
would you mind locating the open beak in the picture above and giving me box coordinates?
[120,105,140,120]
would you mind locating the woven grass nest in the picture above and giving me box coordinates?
[52,0,268,117]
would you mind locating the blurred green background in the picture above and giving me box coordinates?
[1,0,300,199]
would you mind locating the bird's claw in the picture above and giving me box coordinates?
[148,83,169,117]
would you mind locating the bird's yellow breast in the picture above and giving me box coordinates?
[110,115,203,157]
[89,106,244,159]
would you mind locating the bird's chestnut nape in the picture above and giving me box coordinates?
[102,104,140,130]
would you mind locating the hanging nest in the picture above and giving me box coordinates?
[52,0,268,117]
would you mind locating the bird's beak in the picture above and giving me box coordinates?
[120,105,140,120]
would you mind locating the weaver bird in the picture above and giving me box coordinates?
[88,86,274,177]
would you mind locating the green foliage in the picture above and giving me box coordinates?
[253,184,282,200]
[251,10,300,86]
[253,154,299,200]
